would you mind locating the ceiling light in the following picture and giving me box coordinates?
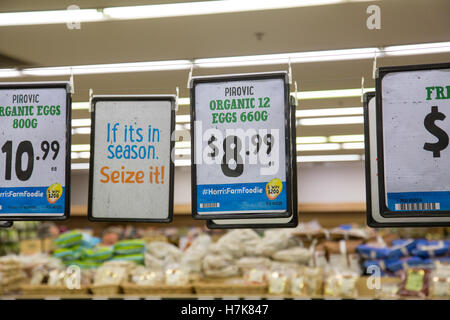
[72,119,91,127]
[342,142,365,150]
[176,115,191,123]
[71,144,90,152]
[72,127,91,135]
[296,107,362,118]
[295,88,374,100]
[72,102,90,110]
[329,134,364,142]
[296,136,328,144]
[175,159,191,166]
[385,42,450,56]
[71,163,90,170]
[298,116,364,125]
[104,1,358,21]
[0,69,22,78]
[175,149,191,156]
[0,9,104,27]
[297,143,340,151]
[22,60,192,76]
[297,154,362,162]
[175,141,191,149]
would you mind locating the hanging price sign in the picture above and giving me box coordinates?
[369,63,450,227]
[190,72,296,220]
[88,95,175,222]
[0,82,71,221]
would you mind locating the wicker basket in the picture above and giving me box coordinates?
[121,283,193,295]
[89,284,121,295]
[21,284,89,296]
[194,280,268,295]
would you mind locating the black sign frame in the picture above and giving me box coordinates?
[0,82,71,221]
[190,72,294,220]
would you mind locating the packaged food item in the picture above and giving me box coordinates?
[202,253,239,278]
[236,257,271,273]
[94,265,128,285]
[386,257,426,272]
[81,247,113,262]
[130,267,164,285]
[387,239,417,259]
[54,231,83,248]
[324,271,359,298]
[112,253,145,265]
[412,240,449,258]
[290,267,323,296]
[165,265,189,285]
[180,234,211,274]
[244,268,268,285]
[357,243,390,260]
[398,268,430,298]
[268,270,288,294]
[429,262,450,298]
[113,239,146,255]
[254,229,294,257]
[146,241,182,262]
[272,247,312,264]
[330,225,375,241]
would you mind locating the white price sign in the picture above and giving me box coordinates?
[366,63,450,227]
[0,82,71,220]
[88,96,175,222]
[191,72,295,220]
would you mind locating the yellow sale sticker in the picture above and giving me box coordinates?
[266,178,282,200]
[47,183,62,204]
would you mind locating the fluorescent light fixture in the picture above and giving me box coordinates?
[23,60,192,76]
[296,107,363,118]
[175,141,191,149]
[176,115,191,123]
[385,42,450,56]
[72,127,91,135]
[71,144,90,152]
[178,98,190,105]
[295,88,374,100]
[342,142,365,150]
[297,143,340,151]
[71,152,79,159]
[176,124,191,131]
[296,136,328,144]
[196,47,379,68]
[0,9,105,27]
[297,154,362,162]
[104,0,356,21]
[0,69,22,78]
[71,163,90,170]
[175,159,191,167]
[299,116,364,126]
[72,102,90,110]
[72,118,91,127]
[329,134,364,142]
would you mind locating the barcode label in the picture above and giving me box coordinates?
[395,203,440,211]
[200,203,220,208]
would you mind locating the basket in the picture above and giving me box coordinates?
[21,284,89,296]
[194,280,268,295]
[89,284,121,295]
[121,283,193,295]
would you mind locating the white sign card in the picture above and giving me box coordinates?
[191,72,294,220]
[0,221,13,228]
[88,96,175,222]
[0,82,71,220]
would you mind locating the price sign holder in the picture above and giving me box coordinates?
[0,82,71,221]
[190,72,295,220]
[88,95,175,223]
[207,95,298,229]
[370,62,450,227]
[0,221,13,228]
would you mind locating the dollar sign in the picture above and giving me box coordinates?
[423,106,449,157]
[207,135,219,159]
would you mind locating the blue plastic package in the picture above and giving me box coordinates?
[386,257,425,272]
[412,240,449,258]
[387,239,417,260]
[357,244,390,259]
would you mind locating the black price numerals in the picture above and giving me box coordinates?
[1,140,60,181]
[207,134,274,178]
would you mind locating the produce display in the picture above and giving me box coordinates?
[0,222,448,299]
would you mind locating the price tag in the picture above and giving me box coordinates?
[0,82,71,220]
[366,62,450,227]
[88,95,175,222]
[190,72,295,220]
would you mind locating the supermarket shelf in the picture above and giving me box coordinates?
[70,203,366,217]
[3,294,447,300]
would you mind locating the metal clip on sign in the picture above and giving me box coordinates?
[88,88,94,113]
[288,58,293,85]
[69,69,75,95]
[293,80,298,108]
[361,76,365,103]
[372,52,378,80]
[174,86,179,112]
[187,63,194,89]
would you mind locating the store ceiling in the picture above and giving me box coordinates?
[0,0,449,164]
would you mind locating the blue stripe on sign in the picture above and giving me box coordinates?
[387,191,450,211]
[197,182,287,213]
[0,186,65,214]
